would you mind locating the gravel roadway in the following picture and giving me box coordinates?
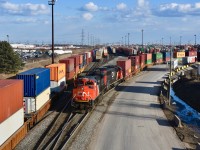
[68,64,186,150]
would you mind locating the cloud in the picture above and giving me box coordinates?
[84,2,98,12]
[154,2,200,17]
[0,2,50,16]
[116,3,127,10]
[82,13,93,21]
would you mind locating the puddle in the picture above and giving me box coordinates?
[171,89,200,131]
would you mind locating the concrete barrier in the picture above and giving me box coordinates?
[196,143,200,150]
[174,115,183,128]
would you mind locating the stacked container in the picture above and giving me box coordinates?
[96,49,103,61]
[103,47,108,57]
[185,51,197,57]
[153,53,163,64]
[59,58,75,80]
[0,80,24,146]
[16,68,50,115]
[46,63,66,93]
[173,52,185,60]
[69,55,80,74]
[182,56,196,65]
[163,52,170,62]
[145,53,152,65]
[117,59,132,78]
[79,54,84,69]
[128,56,140,72]
[139,54,146,68]
[171,59,178,69]
[85,52,92,63]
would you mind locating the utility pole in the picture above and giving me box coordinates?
[169,44,172,106]
[122,37,124,46]
[48,0,55,64]
[125,35,127,46]
[194,34,196,46]
[88,32,89,46]
[128,33,130,47]
[142,29,144,48]
[180,36,182,46]
[81,29,85,46]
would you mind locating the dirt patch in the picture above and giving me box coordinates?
[160,96,200,149]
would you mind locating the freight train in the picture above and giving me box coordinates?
[71,65,123,110]
[1,45,200,149]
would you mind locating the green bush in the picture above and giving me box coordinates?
[0,41,24,73]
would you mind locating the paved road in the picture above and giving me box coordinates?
[89,65,185,150]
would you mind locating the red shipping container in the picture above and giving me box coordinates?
[128,56,140,66]
[69,55,80,67]
[140,54,145,67]
[0,80,23,123]
[75,65,79,74]
[185,51,197,57]
[145,53,152,60]
[164,57,170,62]
[66,70,75,80]
[59,58,74,72]
[117,59,131,78]
[79,54,83,64]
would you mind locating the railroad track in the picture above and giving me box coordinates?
[44,113,89,150]
[35,98,72,150]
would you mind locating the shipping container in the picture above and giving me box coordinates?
[59,58,74,72]
[182,56,196,65]
[117,59,132,77]
[145,53,152,60]
[50,77,66,93]
[66,70,75,80]
[75,65,79,74]
[24,87,50,115]
[173,51,185,58]
[198,52,200,62]
[68,55,80,67]
[171,59,178,69]
[0,108,24,146]
[79,54,83,64]
[139,54,146,67]
[185,51,197,57]
[45,63,65,81]
[128,56,140,66]
[17,68,50,97]
[0,80,23,123]
[153,53,163,63]
[96,49,103,60]
[85,52,91,58]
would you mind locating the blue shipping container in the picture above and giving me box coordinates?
[17,68,50,97]
[163,52,170,58]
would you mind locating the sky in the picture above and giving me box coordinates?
[0,0,200,45]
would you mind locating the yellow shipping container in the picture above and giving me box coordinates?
[173,52,185,58]
[46,63,66,81]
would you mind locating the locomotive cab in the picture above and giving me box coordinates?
[72,77,100,109]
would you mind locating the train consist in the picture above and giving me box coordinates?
[72,65,123,110]
[0,45,199,149]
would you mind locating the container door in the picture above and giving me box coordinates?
[24,97,36,114]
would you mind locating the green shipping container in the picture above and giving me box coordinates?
[153,53,163,61]
[146,59,152,64]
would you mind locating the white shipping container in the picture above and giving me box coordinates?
[96,49,103,60]
[50,76,66,93]
[182,56,196,65]
[86,52,91,58]
[112,47,116,53]
[172,59,178,69]
[24,87,50,114]
[0,108,24,146]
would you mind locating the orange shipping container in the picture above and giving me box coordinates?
[46,63,66,81]
[173,52,185,58]
[0,80,23,123]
